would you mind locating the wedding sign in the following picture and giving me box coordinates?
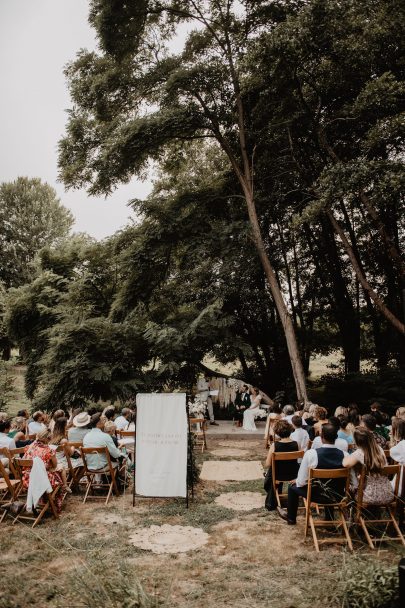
[135,393,188,498]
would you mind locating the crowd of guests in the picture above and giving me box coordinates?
[0,405,135,513]
[263,401,405,526]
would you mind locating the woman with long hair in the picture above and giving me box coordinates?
[50,417,74,493]
[23,429,64,512]
[343,427,392,505]
[243,387,262,431]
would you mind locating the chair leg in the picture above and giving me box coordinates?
[309,514,320,552]
[83,475,93,503]
[389,506,405,546]
[32,502,50,528]
[304,499,310,538]
[105,481,113,505]
[359,515,375,549]
[339,507,353,551]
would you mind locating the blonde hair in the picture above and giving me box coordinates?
[104,421,116,435]
[37,428,51,443]
[395,406,405,420]
[334,406,348,417]
[11,416,26,432]
[391,417,405,444]
[354,427,386,475]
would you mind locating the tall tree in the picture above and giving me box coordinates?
[58,0,308,401]
[0,177,74,288]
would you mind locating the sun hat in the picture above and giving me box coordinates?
[73,412,91,428]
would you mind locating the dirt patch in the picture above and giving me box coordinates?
[200,460,263,481]
[129,524,209,554]
[214,491,265,511]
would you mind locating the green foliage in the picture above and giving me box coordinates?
[0,361,14,412]
[341,558,399,608]
[0,177,74,288]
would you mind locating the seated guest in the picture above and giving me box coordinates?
[334,406,348,418]
[395,406,405,420]
[0,419,16,451]
[361,414,388,449]
[282,405,296,424]
[8,416,32,448]
[311,416,349,452]
[114,408,132,432]
[347,406,360,437]
[370,401,390,425]
[28,411,47,436]
[276,423,348,525]
[291,415,309,452]
[50,417,74,493]
[337,415,354,445]
[312,406,329,437]
[23,428,63,512]
[343,427,392,505]
[83,413,127,471]
[264,420,299,511]
[49,409,66,432]
[104,420,119,447]
[102,407,116,423]
[389,417,405,497]
[67,412,91,442]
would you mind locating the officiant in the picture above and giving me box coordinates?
[196,374,219,426]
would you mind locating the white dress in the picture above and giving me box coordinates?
[243,395,262,431]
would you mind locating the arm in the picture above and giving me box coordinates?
[265,443,275,468]
[105,434,126,460]
[343,451,362,468]
[296,449,317,487]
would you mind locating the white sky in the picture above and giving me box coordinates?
[0,0,153,239]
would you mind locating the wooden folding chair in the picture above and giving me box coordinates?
[0,459,22,523]
[355,464,405,549]
[271,450,304,508]
[12,458,61,527]
[80,447,120,505]
[64,442,84,490]
[189,418,207,452]
[264,415,281,449]
[0,447,18,479]
[304,468,353,552]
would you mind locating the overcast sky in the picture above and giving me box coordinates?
[0,0,153,239]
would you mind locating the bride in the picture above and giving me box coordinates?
[243,387,262,431]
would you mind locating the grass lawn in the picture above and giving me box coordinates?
[1,436,402,608]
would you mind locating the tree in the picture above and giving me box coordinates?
[58,0,308,401]
[0,177,74,288]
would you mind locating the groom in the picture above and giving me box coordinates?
[196,374,218,425]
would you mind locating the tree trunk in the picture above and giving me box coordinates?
[327,210,405,334]
[244,191,308,402]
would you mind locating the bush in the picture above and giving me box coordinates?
[0,361,14,412]
[340,558,399,608]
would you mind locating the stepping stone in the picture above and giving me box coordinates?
[218,441,260,449]
[129,524,209,554]
[215,491,265,511]
[200,460,264,481]
[209,448,250,457]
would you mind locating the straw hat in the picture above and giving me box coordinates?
[73,412,91,428]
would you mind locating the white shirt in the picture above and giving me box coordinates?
[390,440,405,493]
[83,427,125,470]
[114,415,129,431]
[0,433,16,450]
[196,378,210,397]
[28,421,46,436]
[291,427,310,452]
[296,444,348,487]
[312,436,348,453]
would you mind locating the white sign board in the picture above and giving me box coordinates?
[135,393,188,498]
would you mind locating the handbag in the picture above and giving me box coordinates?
[362,474,394,505]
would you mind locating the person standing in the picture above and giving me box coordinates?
[196,374,218,426]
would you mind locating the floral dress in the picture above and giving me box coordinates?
[23,441,63,512]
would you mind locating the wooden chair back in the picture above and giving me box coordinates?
[80,446,119,504]
[271,450,304,509]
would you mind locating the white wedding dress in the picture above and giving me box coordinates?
[243,395,262,431]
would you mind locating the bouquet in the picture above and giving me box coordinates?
[188,396,207,418]
[255,408,268,419]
